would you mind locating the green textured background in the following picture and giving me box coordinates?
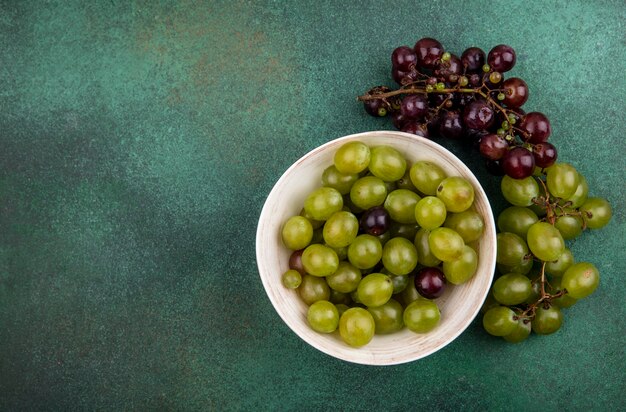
[1,0,625,410]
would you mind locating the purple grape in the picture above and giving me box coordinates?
[414,38,444,69]
[392,67,418,85]
[436,54,462,79]
[520,112,551,143]
[438,110,464,139]
[502,77,529,108]
[391,46,418,71]
[363,99,388,117]
[463,100,495,130]
[401,121,430,138]
[359,206,391,236]
[532,142,558,168]
[289,250,306,275]
[415,267,447,299]
[392,112,407,130]
[488,45,516,72]
[479,133,509,160]
[502,147,535,179]
[461,47,486,73]
[400,94,429,119]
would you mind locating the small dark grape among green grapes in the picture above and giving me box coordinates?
[358,37,613,343]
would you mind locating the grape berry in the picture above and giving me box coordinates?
[358,38,612,343]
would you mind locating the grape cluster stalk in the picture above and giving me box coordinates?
[357,38,613,342]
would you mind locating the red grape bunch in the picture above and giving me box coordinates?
[358,38,613,342]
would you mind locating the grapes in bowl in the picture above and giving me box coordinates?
[256,131,496,365]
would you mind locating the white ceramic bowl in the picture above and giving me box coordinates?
[256,131,496,365]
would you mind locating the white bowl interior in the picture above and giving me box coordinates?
[256,131,496,365]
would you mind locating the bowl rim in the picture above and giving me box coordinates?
[256,130,496,365]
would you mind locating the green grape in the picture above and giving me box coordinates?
[545,247,574,277]
[384,189,420,224]
[404,299,441,333]
[414,228,442,267]
[409,161,447,195]
[428,227,465,262]
[349,176,387,210]
[387,272,409,294]
[524,277,541,304]
[580,197,612,229]
[307,300,339,333]
[301,244,339,277]
[549,277,577,308]
[546,163,580,200]
[322,211,359,248]
[304,187,344,221]
[334,141,371,174]
[326,261,362,293]
[482,306,517,336]
[563,174,588,208]
[326,244,347,260]
[281,216,314,250]
[347,234,383,269]
[350,289,361,304]
[503,319,532,343]
[357,273,394,307]
[532,306,562,335]
[395,167,418,192]
[526,222,565,262]
[554,214,583,240]
[377,230,391,246]
[443,245,478,285]
[298,275,330,305]
[329,289,351,305]
[436,176,475,213]
[528,202,547,218]
[368,145,407,182]
[382,237,418,275]
[335,303,350,317]
[497,255,533,276]
[367,299,404,334]
[322,165,359,195]
[492,273,532,305]
[389,223,420,241]
[300,208,324,229]
[497,206,538,239]
[310,227,324,244]
[501,175,540,207]
[397,274,422,306]
[339,307,375,347]
[414,196,447,229]
[444,210,484,243]
[282,269,302,289]
[496,232,529,267]
[561,262,599,299]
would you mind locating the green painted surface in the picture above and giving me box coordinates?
[1,0,624,410]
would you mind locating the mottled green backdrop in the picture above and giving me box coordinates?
[1,0,624,410]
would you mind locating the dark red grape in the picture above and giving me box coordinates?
[391,67,419,86]
[479,133,509,160]
[532,142,558,168]
[439,111,464,139]
[363,98,388,117]
[360,206,391,236]
[485,159,505,176]
[414,37,444,69]
[463,100,495,130]
[392,46,418,71]
[401,121,429,138]
[289,249,306,275]
[502,77,528,108]
[468,73,481,87]
[400,94,429,119]
[436,54,462,79]
[502,147,535,179]
[392,112,407,130]
[520,112,551,143]
[488,45,516,72]
[461,47,486,73]
[415,267,446,299]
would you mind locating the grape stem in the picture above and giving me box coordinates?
[513,261,568,320]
